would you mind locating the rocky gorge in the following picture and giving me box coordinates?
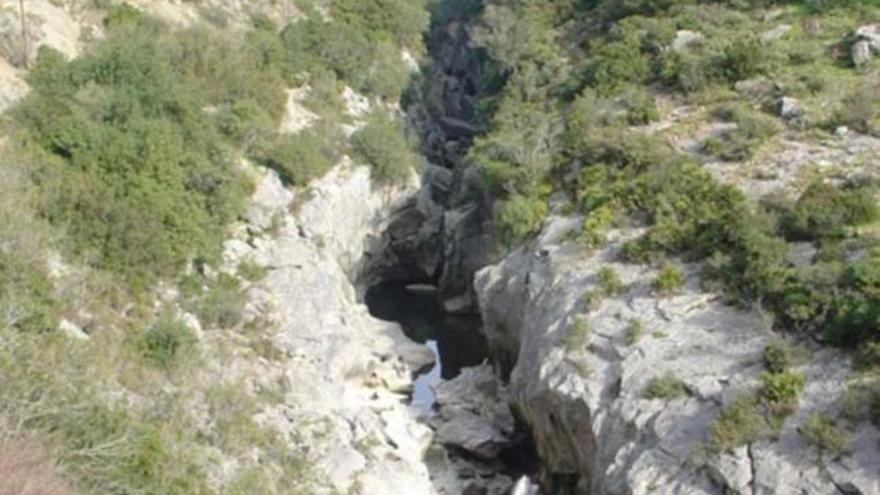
[0,1,879,494]
[194,4,880,494]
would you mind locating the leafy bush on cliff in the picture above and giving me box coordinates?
[351,110,419,184]
[12,24,252,293]
[709,395,764,452]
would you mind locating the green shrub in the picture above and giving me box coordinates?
[141,311,197,369]
[580,206,615,249]
[625,318,645,345]
[763,338,809,373]
[644,373,688,399]
[103,3,151,30]
[0,251,58,333]
[587,39,652,94]
[653,263,686,296]
[198,274,246,330]
[13,20,252,292]
[720,37,771,82]
[703,104,781,161]
[565,315,592,353]
[238,261,269,283]
[351,110,418,184]
[365,41,414,100]
[709,395,764,452]
[800,414,846,458]
[331,0,429,49]
[780,181,879,241]
[854,342,880,371]
[597,267,627,296]
[834,84,880,135]
[761,370,806,419]
[659,50,713,93]
[620,86,660,125]
[497,194,548,244]
[257,124,344,186]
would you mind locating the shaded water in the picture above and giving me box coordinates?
[364,281,489,410]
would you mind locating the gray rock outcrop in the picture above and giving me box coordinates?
[474,212,880,494]
[221,163,446,494]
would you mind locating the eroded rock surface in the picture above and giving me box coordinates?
[475,208,880,494]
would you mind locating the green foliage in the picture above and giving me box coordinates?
[621,86,660,125]
[103,2,151,30]
[720,37,772,82]
[238,261,269,283]
[0,332,212,493]
[13,19,254,293]
[351,110,418,184]
[331,0,429,49]
[497,194,548,244]
[0,250,58,333]
[854,342,880,371]
[625,318,645,345]
[653,263,685,296]
[779,180,879,241]
[196,273,246,330]
[834,84,880,135]
[587,39,652,95]
[257,123,345,186]
[598,267,627,296]
[761,370,806,419]
[800,414,846,458]
[644,373,688,399]
[140,311,197,369]
[280,4,423,100]
[703,104,782,161]
[709,395,764,452]
[565,315,592,353]
[580,206,615,249]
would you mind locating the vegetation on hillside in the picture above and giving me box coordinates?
[0,1,430,492]
[465,0,880,354]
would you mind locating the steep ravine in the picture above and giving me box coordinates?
[355,5,547,493]
[362,5,880,495]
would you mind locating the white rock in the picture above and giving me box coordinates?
[245,167,293,231]
[855,24,880,52]
[278,87,317,135]
[58,319,88,340]
[672,30,704,51]
[761,24,792,43]
[852,40,872,66]
[777,96,804,120]
[343,86,370,119]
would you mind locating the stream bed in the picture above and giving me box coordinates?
[365,281,489,411]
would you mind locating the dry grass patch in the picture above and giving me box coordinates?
[0,438,75,495]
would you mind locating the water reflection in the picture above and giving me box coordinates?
[364,281,488,410]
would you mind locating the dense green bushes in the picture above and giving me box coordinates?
[703,104,782,161]
[351,110,419,184]
[12,22,253,292]
[279,2,420,101]
[141,311,197,369]
[777,180,879,241]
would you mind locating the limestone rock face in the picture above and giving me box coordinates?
[432,364,515,459]
[474,213,880,495]
[671,30,704,51]
[852,40,872,67]
[222,163,443,494]
[855,24,880,52]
